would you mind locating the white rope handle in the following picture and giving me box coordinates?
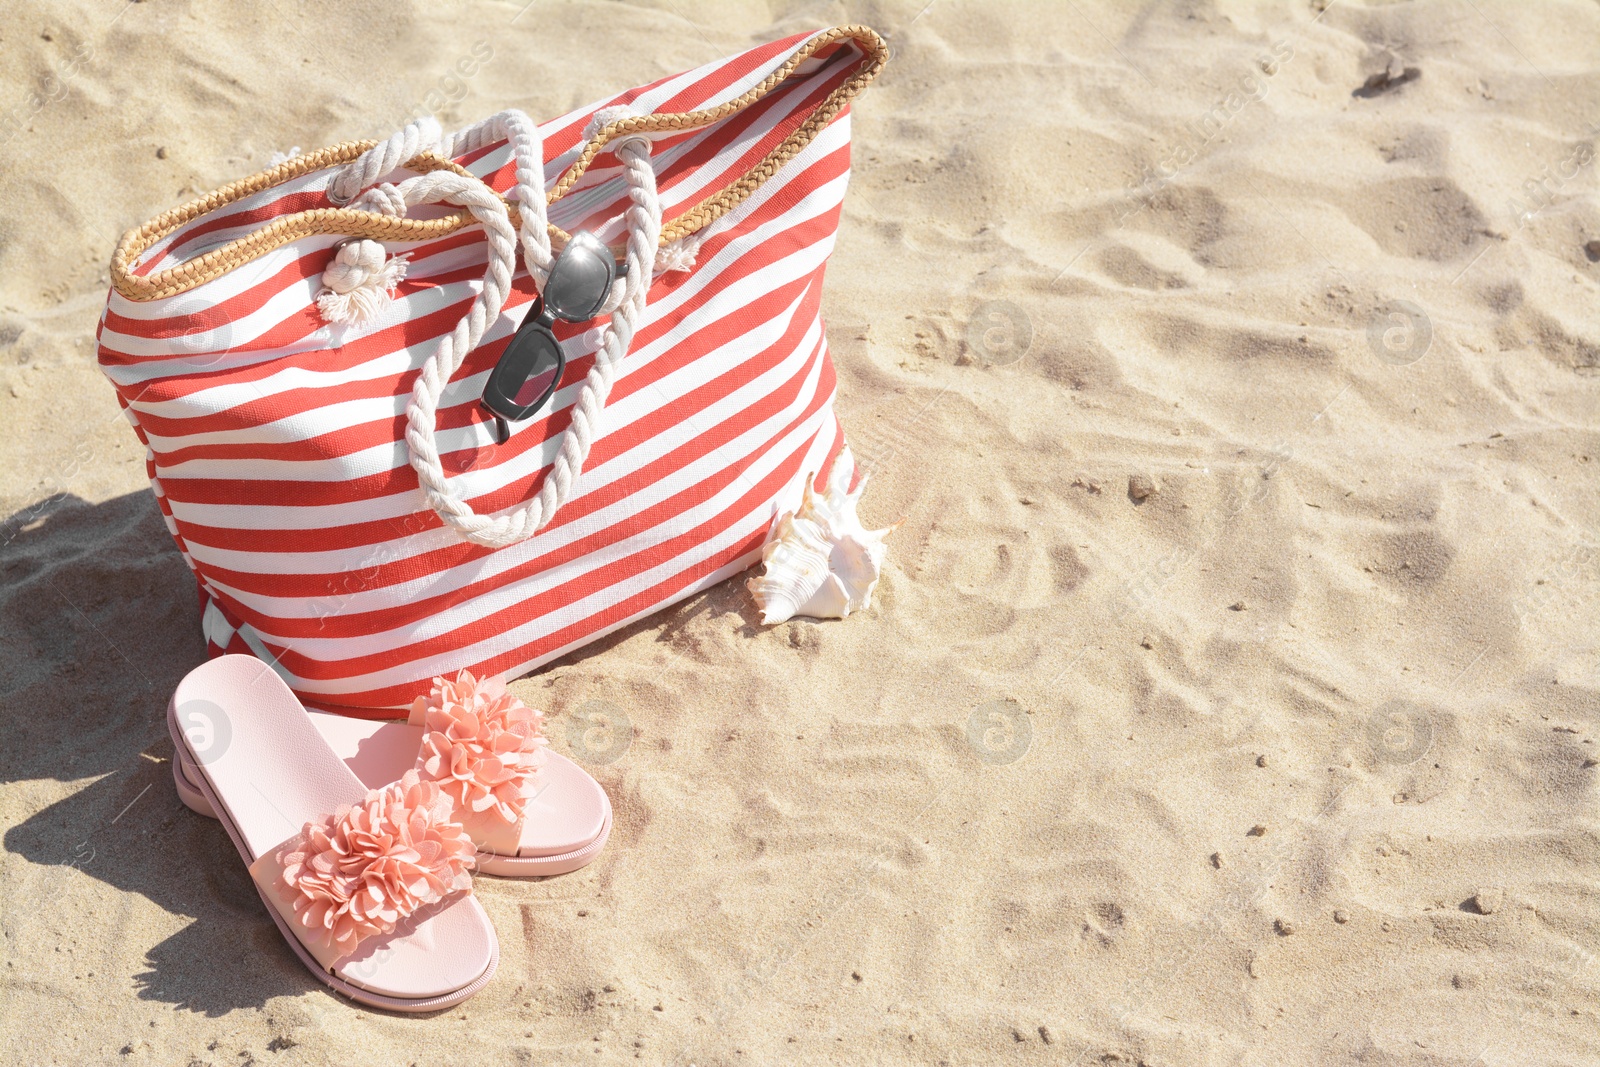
[442,110,555,285]
[328,117,443,205]
[329,110,662,549]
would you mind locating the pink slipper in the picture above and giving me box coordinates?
[170,656,498,1011]
[170,669,612,878]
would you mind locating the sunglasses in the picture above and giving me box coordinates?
[480,231,619,444]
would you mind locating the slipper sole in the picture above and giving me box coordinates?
[167,681,498,1012]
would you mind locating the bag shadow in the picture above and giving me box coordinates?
[1,489,313,1012]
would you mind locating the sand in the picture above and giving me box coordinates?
[3,1,1600,1064]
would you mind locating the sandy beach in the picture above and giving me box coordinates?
[3,1,1599,1063]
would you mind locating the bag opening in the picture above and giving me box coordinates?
[109,25,886,304]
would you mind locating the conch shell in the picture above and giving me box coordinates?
[747,448,894,625]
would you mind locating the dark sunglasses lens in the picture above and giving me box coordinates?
[511,364,559,407]
[483,321,564,422]
[543,231,616,323]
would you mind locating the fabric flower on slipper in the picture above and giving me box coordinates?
[277,770,476,959]
[411,670,547,826]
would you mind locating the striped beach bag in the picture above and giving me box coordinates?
[98,26,887,717]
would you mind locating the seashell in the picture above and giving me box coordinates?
[747,447,895,625]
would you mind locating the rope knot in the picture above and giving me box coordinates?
[350,182,408,217]
[317,239,409,325]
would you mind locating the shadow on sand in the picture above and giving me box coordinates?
[0,490,312,1014]
[0,488,765,1015]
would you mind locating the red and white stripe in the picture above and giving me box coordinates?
[98,29,870,716]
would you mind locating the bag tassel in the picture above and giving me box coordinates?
[654,233,703,273]
[317,238,409,325]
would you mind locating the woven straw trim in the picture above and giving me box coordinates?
[110,145,489,302]
[110,25,886,302]
[562,24,888,243]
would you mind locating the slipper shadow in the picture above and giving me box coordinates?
[2,735,314,1013]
